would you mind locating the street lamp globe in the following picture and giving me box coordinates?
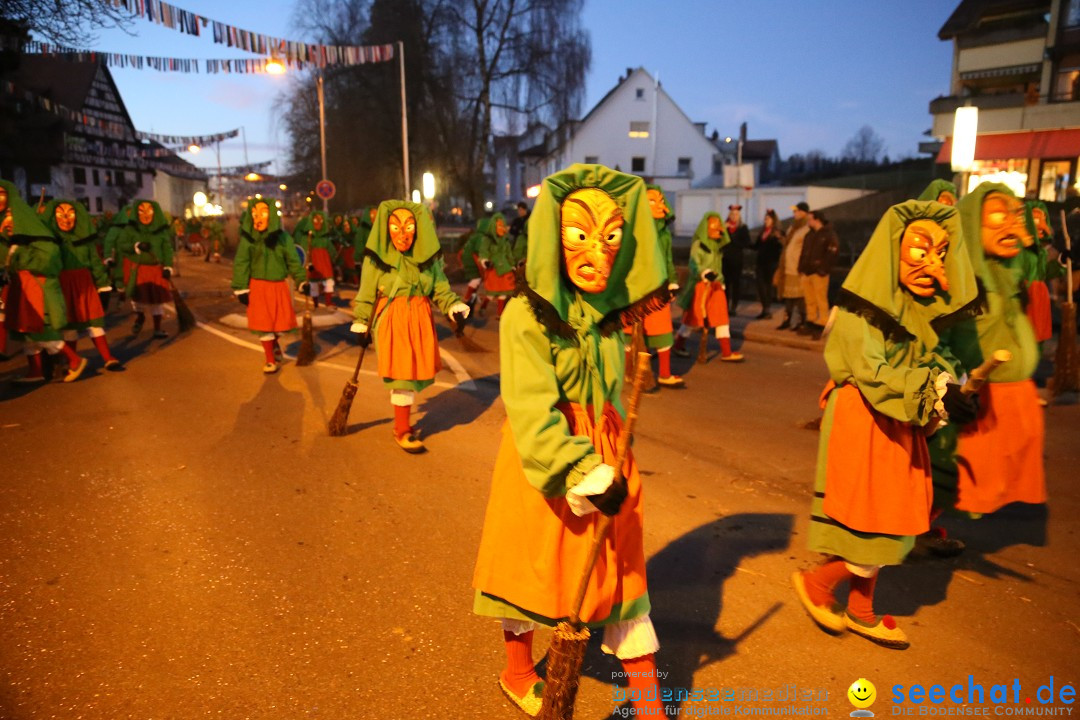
[422,172,436,200]
[411,189,421,203]
[193,191,208,208]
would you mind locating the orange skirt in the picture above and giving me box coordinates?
[4,270,47,334]
[821,383,932,536]
[247,279,297,333]
[308,247,334,281]
[374,295,441,381]
[59,268,105,326]
[1027,281,1052,342]
[473,402,647,623]
[956,380,1045,514]
[483,266,516,295]
[124,260,171,305]
[643,301,674,337]
[342,246,357,270]
[681,280,729,328]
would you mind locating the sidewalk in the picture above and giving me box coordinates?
[727,300,826,353]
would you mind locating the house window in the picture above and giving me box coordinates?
[72,167,87,185]
[1053,68,1080,101]
[631,157,645,173]
[115,171,126,186]
[1066,0,1080,27]
[678,157,692,175]
[585,155,598,164]
[635,88,645,100]
[105,170,113,186]
[95,197,103,212]
[92,169,100,186]
[629,121,650,139]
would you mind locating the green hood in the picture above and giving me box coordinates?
[484,212,507,241]
[240,198,285,243]
[129,199,171,234]
[690,212,730,253]
[41,198,94,243]
[0,179,54,243]
[365,199,441,266]
[523,164,665,325]
[1024,199,1053,244]
[956,182,1025,293]
[646,183,675,229]
[359,206,374,232]
[917,179,957,203]
[839,200,978,338]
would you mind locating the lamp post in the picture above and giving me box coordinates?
[951,105,978,196]
[317,73,329,213]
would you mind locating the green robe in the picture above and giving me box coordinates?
[917,179,957,203]
[42,199,111,330]
[676,212,730,311]
[808,200,978,566]
[232,202,306,289]
[459,218,489,282]
[354,200,460,392]
[115,199,174,297]
[477,212,515,278]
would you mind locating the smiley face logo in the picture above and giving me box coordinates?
[848,678,877,710]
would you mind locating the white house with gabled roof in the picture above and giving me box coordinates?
[538,67,723,200]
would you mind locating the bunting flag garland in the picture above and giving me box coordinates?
[1,79,130,139]
[24,41,358,75]
[106,0,395,68]
[201,160,274,176]
[136,128,239,146]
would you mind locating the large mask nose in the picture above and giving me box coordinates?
[927,253,949,292]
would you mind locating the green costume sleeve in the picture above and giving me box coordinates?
[11,241,61,278]
[354,255,382,325]
[87,242,110,288]
[232,238,252,291]
[429,258,460,315]
[283,233,306,286]
[825,311,941,426]
[659,228,676,285]
[500,299,603,498]
[160,233,175,268]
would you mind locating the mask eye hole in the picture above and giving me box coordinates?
[909,247,927,261]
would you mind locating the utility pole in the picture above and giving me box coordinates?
[317,73,328,212]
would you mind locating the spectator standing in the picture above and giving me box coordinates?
[775,202,810,330]
[723,204,750,315]
[797,209,839,340]
[509,201,529,240]
[753,209,783,319]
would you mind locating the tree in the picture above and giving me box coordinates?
[0,1,131,46]
[842,125,886,165]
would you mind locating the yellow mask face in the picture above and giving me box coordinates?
[0,210,11,238]
[1032,207,1051,240]
[936,190,956,206]
[388,208,416,252]
[899,219,950,297]
[980,193,1030,258]
[55,202,77,233]
[495,218,507,237]
[252,202,270,232]
[137,201,155,226]
[312,213,324,231]
[646,188,668,220]
[0,187,7,214]
[369,207,378,223]
[707,215,722,239]
[560,188,623,294]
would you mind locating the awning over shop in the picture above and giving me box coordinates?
[937,129,1080,163]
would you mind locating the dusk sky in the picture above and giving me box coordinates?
[65,0,957,175]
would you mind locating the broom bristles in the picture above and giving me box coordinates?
[296,312,316,366]
[538,622,590,720]
[697,327,709,364]
[171,285,196,332]
[1053,304,1079,395]
[328,381,358,436]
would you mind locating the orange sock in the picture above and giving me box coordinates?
[501,630,541,698]
[803,560,851,608]
[497,297,507,317]
[621,654,665,713]
[394,404,411,437]
[58,343,82,370]
[848,571,879,623]
[658,349,671,378]
[261,340,276,364]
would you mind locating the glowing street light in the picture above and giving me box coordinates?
[951,106,978,173]
[411,189,421,203]
[188,144,201,154]
[279,184,287,191]
[245,172,262,182]
[265,53,286,75]
[193,191,207,208]
[422,172,435,200]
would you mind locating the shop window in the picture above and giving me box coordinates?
[1039,159,1073,202]
[631,156,645,173]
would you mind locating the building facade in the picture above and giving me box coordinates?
[930,0,1080,200]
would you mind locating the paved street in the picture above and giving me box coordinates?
[1,256,1078,719]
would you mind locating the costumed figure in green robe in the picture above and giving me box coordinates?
[0,180,89,383]
[348,206,377,288]
[232,199,309,374]
[1020,200,1054,345]
[472,164,668,717]
[792,200,980,650]
[102,204,131,304]
[477,212,517,318]
[42,198,120,370]
[115,199,174,338]
[350,200,470,453]
[459,217,491,315]
[673,212,745,361]
[917,179,958,207]
[302,209,336,308]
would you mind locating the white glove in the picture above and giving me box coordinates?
[934,372,954,422]
[350,322,368,334]
[233,289,250,296]
[450,302,470,319]
[565,464,616,517]
[700,269,715,282]
[481,259,492,270]
[668,282,680,292]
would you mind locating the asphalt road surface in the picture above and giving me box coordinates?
[1,257,1077,719]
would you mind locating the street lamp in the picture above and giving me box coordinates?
[193,191,207,209]
[188,143,201,154]
[951,105,979,194]
[422,172,435,201]
[411,189,421,203]
[265,52,286,75]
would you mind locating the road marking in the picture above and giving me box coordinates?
[194,320,463,390]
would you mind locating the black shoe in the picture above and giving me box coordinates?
[776,318,791,330]
[132,314,145,335]
[796,324,814,336]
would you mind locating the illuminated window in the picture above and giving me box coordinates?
[629,121,650,139]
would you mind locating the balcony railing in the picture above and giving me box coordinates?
[929,93,1027,114]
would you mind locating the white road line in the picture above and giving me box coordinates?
[194,320,460,390]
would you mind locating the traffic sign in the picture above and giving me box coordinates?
[315,179,336,200]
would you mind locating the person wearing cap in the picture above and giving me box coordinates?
[798,209,839,341]
[723,204,750,315]
[776,202,810,330]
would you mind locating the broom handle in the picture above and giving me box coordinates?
[1061,209,1074,307]
[568,352,650,627]
[962,349,1011,396]
[348,292,383,383]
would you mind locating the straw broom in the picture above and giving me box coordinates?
[1053,210,1079,396]
[696,282,711,365]
[296,293,316,366]
[538,352,651,720]
[145,248,195,332]
[328,293,383,436]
